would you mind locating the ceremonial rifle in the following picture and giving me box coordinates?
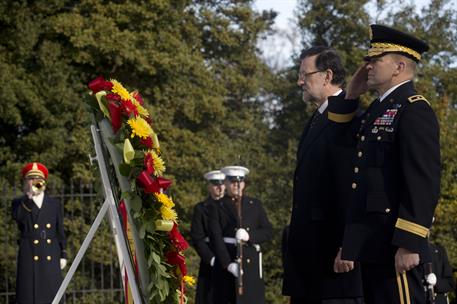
[235,178,244,297]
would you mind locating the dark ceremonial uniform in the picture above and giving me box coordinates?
[283,96,364,303]
[190,197,217,304]
[208,195,272,304]
[430,243,455,304]
[328,80,441,304]
[12,194,67,304]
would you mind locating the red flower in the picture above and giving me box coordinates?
[140,137,153,148]
[132,90,144,105]
[169,223,189,252]
[136,171,160,193]
[121,99,139,117]
[166,251,187,276]
[144,153,155,175]
[88,76,113,93]
[106,93,121,102]
[108,101,122,133]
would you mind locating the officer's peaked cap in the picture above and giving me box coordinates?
[204,170,225,181]
[366,24,429,62]
[220,166,249,179]
[22,162,49,179]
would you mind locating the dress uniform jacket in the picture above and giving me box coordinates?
[12,194,67,304]
[208,195,272,304]
[190,197,217,304]
[430,243,455,304]
[283,99,363,301]
[327,80,441,264]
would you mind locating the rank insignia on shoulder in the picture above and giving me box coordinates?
[408,95,430,105]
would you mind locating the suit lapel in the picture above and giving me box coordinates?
[296,109,330,165]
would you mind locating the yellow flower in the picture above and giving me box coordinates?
[130,93,150,117]
[161,205,177,221]
[146,149,166,176]
[183,275,196,287]
[110,79,131,101]
[155,193,175,208]
[128,117,153,139]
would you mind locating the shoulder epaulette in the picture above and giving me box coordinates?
[408,95,430,106]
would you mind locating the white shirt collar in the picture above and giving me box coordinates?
[318,89,343,113]
[379,80,411,102]
[32,191,44,209]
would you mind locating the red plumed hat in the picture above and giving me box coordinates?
[21,162,49,179]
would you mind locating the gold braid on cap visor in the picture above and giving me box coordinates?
[367,42,421,61]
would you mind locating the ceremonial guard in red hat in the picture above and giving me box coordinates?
[208,166,272,304]
[12,162,67,304]
[190,170,226,304]
[328,25,441,303]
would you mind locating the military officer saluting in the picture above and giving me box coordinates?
[12,162,67,304]
[208,166,272,304]
[328,25,441,303]
[190,170,226,304]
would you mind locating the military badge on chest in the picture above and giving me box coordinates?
[371,105,401,134]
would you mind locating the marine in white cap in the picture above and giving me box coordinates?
[208,165,272,304]
[190,170,226,304]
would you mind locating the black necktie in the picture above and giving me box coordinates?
[309,111,321,131]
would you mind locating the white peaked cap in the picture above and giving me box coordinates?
[220,166,250,178]
[203,170,226,181]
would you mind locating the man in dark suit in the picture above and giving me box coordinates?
[12,162,67,304]
[190,170,226,304]
[328,25,441,303]
[282,46,364,304]
[208,166,272,304]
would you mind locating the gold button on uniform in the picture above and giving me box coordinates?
[361,136,365,141]
[354,167,359,173]
[33,240,39,245]
[358,151,363,158]
[47,256,52,261]
[385,208,391,213]
[34,256,39,261]
[34,224,39,229]
[247,259,251,263]
[377,136,382,141]
[352,183,357,189]
[47,239,52,244]
[46,223,51,229]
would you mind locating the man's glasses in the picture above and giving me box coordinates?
[298,70,323,81]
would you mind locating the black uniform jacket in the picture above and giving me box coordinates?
[430,243,455,304]
[190,197,217,304]
[12,194,67,304]
[283,97,363,300]
[327,81,441,264]
[208,195,272,304]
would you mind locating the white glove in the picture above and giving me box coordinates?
[235,228,249,242]
[60,258,67,270]
[227,262,240,278]
[210,256,215,267]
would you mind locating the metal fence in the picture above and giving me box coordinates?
[0,183,124,304]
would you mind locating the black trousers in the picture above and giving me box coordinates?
[361,263,426,304]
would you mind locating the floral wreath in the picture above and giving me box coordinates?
[88,76,194,303]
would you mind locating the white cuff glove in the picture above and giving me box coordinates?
[227,262,240,278]
[235,228,249,242]
[60,258,67,270]
[210,256,215,267]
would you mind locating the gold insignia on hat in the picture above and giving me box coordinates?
[368,43,421,61]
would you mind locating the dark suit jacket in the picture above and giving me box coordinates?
[283,94,363,300]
